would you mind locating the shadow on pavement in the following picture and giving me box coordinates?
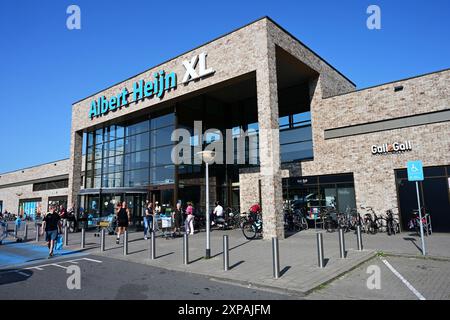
[280,266,291,276]
[230,260,245,269]
[403,237,422,253]
[0,269,33,286]
[211,240,252,259]
[156,252,174,259]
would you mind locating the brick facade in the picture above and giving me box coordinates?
[2,17,447,241]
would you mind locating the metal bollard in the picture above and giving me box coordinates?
[24,224,28,241]
[81,228,85,249]
[339,228,346,259]
[123,231,128,255]
[64,226,69,246]
[272,237,280,278]
[100,229,105,252]
[223,235,229,271]
[150,231,156,260]
[317,232,324,268]
[183,233,189,265]
[356,225,363,251]
[35,224,40,242]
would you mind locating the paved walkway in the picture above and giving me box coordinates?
[5,223,450,295]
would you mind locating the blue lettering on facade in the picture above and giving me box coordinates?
[89,70,177,119]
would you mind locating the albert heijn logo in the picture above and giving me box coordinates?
[88,52,215,120]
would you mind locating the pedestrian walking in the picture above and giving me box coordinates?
[116,201,131,244]
[58,205,67,228]
[41,205,62,258]
[185,202,194,235]
[172,202,183,237]
[144,202,153,240]
[154,201,161,232]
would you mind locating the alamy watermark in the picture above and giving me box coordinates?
[169,121,280,176]
[367,5,381,30]
[366,265,381,290]
[66,265,81,290]
[66,5,81,30]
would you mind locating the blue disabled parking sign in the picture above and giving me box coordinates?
[407,160,424,181]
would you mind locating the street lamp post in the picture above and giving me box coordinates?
[196,150,215,259]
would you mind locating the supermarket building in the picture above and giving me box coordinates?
[1,17,449,238]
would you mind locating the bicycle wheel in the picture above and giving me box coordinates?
[242,222,257,240]
[301,217,309,230]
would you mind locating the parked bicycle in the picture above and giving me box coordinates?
[408,209,432,236]
[242,212,263,240]
[284,207,308,232]
[321,207,338,232]
[224,207,243,229]
[361,206,385,234]
[385,208,400,236]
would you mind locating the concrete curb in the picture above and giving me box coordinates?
[381,251,450,262]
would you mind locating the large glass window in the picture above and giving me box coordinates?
[125,132,150,153]
[151,165,174,185]
[283,174,356,213]
[125,151,150,171]
[279,111,313,163]
[124,168,149,187]
[84,112,175,189]
[126,120,149,136]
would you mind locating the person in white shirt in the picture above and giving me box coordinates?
[212,202,224,226]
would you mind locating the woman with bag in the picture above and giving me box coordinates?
[41,205,62,259]
[185,202,195,235]
[143,202,153,240]
[116,201,131,244]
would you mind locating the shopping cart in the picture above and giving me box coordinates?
[0,219,25,244]
[0,220,7,244]
[94,214,117,236]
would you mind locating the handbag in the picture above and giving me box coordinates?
[55,234,63,250]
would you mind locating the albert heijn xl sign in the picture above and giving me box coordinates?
[88,52,215,119]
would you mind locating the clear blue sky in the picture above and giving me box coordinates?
[0,0,449,173]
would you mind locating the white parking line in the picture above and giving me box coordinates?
[381,258,426,300]
[79,257,102,263]
[23,257,102,271]
[26,266,44,271]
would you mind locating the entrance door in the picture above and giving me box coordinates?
[396,166,450,233]
[422,177,450,232]
[125,194,145,228]
[149,190,160,206]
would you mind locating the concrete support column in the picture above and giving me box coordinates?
[256,34,284,240]
[68,130,83,211]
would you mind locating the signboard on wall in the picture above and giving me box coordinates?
[88,52,215,120]
[372,141,412,155]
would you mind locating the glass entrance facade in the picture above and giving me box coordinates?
[78,192,146,229]
[80,76,316,217]
[18,198,42,220]
[282,174,356,214]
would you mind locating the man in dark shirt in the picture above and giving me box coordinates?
[41,205,62,258]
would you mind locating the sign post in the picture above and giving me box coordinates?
[407,160,426,256]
